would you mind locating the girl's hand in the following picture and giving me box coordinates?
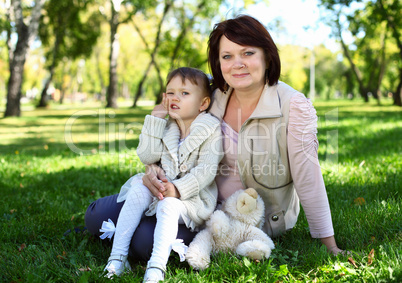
[151,93,169,118]
[142,164,167,200]
[162,181,180,198]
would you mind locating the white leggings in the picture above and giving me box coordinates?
[111,181,187,268]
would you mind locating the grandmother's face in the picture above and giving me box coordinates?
[219,36,266,92]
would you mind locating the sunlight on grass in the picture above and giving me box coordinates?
[0,99,401,282]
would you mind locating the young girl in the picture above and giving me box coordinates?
[101,67,222,282]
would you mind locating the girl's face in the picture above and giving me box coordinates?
[165,76,210,123]
[219,36,267,93]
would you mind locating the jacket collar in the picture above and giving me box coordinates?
[209,83,283,120]
[162,112,219,163]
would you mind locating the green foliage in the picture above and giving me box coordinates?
[303,45,347,99]
[319,0,402,103]
[0,99,401,282]
[39,0,102,66]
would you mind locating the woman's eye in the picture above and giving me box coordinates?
[245,51,254,56]
[222,55,231,59]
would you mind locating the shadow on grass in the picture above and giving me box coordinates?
[0,165,142,240]
[0,139,140,157]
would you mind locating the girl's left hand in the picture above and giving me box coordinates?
[151,93,169,118]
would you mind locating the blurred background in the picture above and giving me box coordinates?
[1,0,401,117]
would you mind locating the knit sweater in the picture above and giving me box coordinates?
[134,112,223,229]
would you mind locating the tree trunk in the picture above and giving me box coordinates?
[378,0,402,106]
[4,0,45,117]
[106,3,120,108]
[38,75,52,107]
[133,61,153,107]
[336,14,369,102]
[154,62,164,105]
[131,0,172,107]
[95,47,106,101]
[169,0,206,68]
[38,35,60,108]
[394,70,402,106]
[154,0,206,105]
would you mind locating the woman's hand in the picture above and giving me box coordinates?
[142,164,168,200]
[151,93,169,119]
[321,236,345,256]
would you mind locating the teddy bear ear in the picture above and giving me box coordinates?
[236,191,258,214]
[244,188,258,199]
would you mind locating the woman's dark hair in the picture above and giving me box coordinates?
[166,67,212,97]
[208,15,281,92]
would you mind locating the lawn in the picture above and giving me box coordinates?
[0,98,401,282]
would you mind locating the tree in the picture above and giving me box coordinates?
[37,0,101,107]
[300,45,347,100]
[131,0,173,107]
[377,0,402,106]
[336,9,386,103]
[4,0,45,117]
[320,0,401,105]
[131,0,227,107]
[99,0,156,108]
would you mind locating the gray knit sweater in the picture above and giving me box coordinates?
[136,112,223,229]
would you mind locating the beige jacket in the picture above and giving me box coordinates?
[209,82,301,237]
[136,112,223,229]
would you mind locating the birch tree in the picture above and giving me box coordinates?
[4,0,45,117]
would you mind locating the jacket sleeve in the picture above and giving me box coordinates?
[287,93,334,238]
[136,115,167,165]
[172,124,223,201]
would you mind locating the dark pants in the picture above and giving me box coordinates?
[84,194,197,261]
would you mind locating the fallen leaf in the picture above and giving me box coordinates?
[71,215,75,221]
[10,209,17,214]
[354,197,365,205]
[44,145,49,150]
[78,267,92,272]
[19,183,24,188]
[348,257,358,268]
[57,251,67,260]
[15,150,19,155]
[18,243,26,252]
[368,249,374,266]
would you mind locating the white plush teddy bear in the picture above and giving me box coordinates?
[186,188,275,270]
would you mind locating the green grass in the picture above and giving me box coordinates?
[0,98,401,282]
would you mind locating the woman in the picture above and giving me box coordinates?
[85,15,343,261]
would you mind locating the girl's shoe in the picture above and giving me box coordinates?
[104,254,131,278]
[143,262,165,282]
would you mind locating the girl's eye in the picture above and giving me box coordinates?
[222,55,231,60]
[245,51,254,56]
[166,92,174,96]
[182,92,190,96]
